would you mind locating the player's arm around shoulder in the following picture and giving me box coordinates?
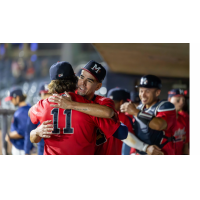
[149,101,176,131]
[49,92,115,118]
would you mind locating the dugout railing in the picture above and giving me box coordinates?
[0,109,15,155]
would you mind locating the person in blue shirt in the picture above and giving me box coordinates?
[25,118,38,155]
[5,87,31,155]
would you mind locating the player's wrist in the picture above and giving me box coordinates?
[70,101,78,110]
[35,129,40,137]
[143,144,149,153]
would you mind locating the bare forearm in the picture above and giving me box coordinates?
[9,131,23,139]
[30,129,42,143]
[148,117,167,131]
[71,102,114,118]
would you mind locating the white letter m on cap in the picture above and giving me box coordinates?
[91,64,101,73]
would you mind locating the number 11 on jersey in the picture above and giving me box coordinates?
[51,108,74,134]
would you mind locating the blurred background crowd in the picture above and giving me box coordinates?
[0,43,189,155]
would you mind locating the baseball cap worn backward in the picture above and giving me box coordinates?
[107,88,129,101]
[5,87,23,101]
[82,60,106,83]
[50,61,74,80]
[135,75,162,89]
[168,89,185,98]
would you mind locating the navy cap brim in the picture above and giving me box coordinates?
[81,68,100,82]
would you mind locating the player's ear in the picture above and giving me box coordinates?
[16,96,20,103]
[155,89,161,97]
[119,100,124,106]
[95,82,102,91]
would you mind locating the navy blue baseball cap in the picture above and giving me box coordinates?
[107,88,130,101]
[5,87,23,101]
[136,75,162,89]
[82,60,106,83]
[168,89,186,98]
[131,91,140,103]
[39,83,49,95]
[50,61,74,80]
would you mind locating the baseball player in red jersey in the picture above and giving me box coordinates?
[47,61,162,155]
[123,91,140,155]
[30,61,127,155]
[103,88,137,155]
[121,75,177,155]
[168,89,189,155]
[103,88,163,155]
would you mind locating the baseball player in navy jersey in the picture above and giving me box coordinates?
[120,75,177,155]
[5,87,32,155]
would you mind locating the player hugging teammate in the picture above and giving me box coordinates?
[5,60,189,155]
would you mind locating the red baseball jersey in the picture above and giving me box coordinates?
[178,110,189,143]
[95,106,133,155]
[113,112,134,155]
[178,110,189,121]
[30,93,120,155]
[130,110,176,155]
[173,114,189,155]
[130,117,136,155]
[94,95,117,155]
[156,109,177,155]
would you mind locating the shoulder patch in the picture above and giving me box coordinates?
[157,101,175,113]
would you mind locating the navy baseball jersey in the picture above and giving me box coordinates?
[10,104,31,150]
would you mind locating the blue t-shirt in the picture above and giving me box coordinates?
[10,104,31,150]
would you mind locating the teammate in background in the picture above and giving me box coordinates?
[179,90,189,117]
[25,83,51,155]
[168,89,189,155]
[106,88,163,155]
[94,88,133,155]
[122,91,140,155]
[29,61,128,155]
[48,61,163,155]
[5,88,31,155]
[120,75,177,155]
